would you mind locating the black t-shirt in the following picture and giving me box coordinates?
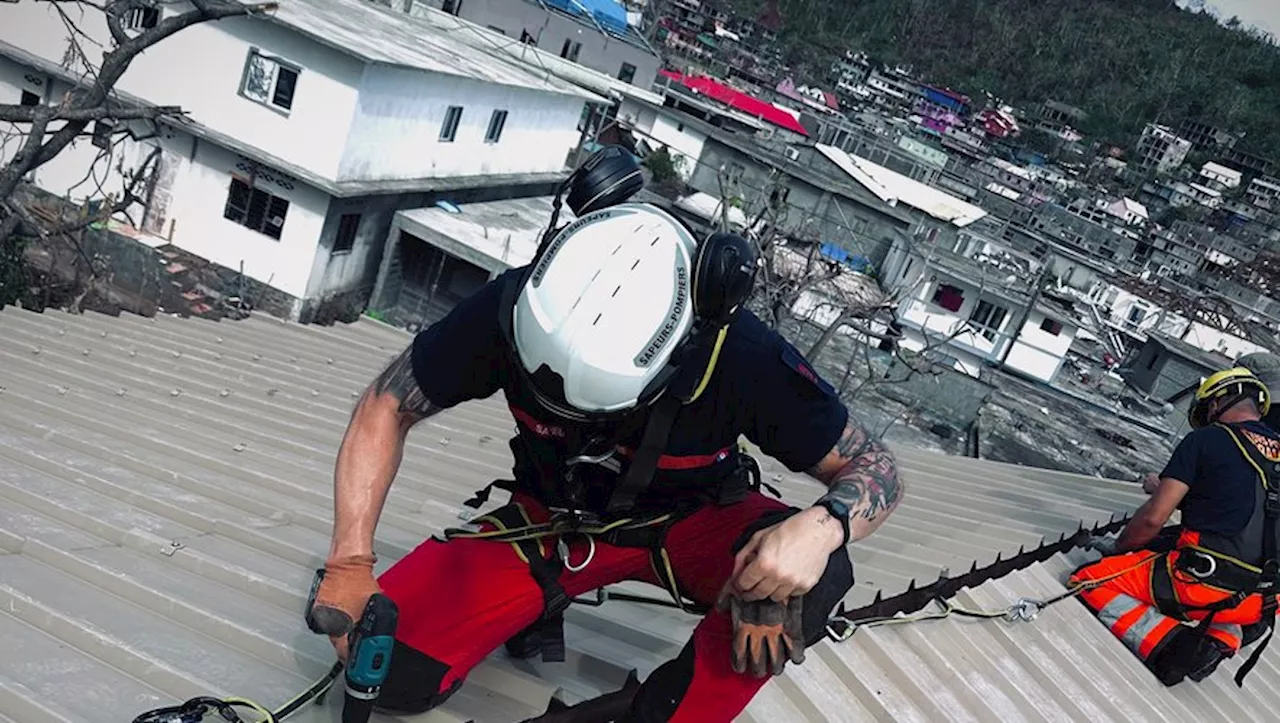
[1161,420,1280,536]
[408,268,850,512]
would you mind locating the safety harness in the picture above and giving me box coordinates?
[446,437,772,663]
[1149,422,1280,687]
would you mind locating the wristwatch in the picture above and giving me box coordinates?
[814,498,852,547]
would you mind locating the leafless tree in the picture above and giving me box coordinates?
[0,0,276,307]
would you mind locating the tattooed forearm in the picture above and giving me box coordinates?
[819,443,901,522]
[805,417,904,544]
[367,346,444,422]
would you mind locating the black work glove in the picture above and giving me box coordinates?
[718,594,805,677]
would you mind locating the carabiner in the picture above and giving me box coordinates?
[559,535,596,573]
[1005,598,1041,623]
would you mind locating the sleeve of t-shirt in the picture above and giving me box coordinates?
[743,330,851,473]
[408,271,514,409]
[1160,428,1210,490]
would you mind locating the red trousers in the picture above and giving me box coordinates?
[374,491,853,722]
[1069,529,1278,664]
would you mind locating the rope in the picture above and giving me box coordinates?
[826,551,1162,642]
[132,663,341,723]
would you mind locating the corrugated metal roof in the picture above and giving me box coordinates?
[816,144,989,228]
[0,305,1275,722]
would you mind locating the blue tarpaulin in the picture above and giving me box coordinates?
[545,0,629,35]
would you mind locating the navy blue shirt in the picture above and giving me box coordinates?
[1161,420,1280,536]
[408,268,849,512]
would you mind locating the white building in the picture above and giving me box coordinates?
[1102,197,1149,227]
[877,234,1080,384]
[1200,161,1242,192]
[1,0,604,320]
[1247,176,1280,210]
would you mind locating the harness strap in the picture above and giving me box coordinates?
[482,503,571,663]
[606,395,683,515]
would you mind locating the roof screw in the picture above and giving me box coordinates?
[290,356,298,363]
[31,346,40,355]
[266,388,278,397]
[0,386,5,394]
[216,337,224,344]
[116,388,127,397]
[214,352,222,360]
[219,388,231,397]
[100,331,107,337]
[57,329,65,336]
[440,437,450,446]
[81,349,90,356]
[253,353,262,361]
[232,442,247,453]
[129,349,137,357]
[311,389,320,397]
[480,435,493,444]
[326,358,334,364]
[350,391,359,398]
[57,386,69,395]
[172,350,182,358]
[161,540,184,557]
[170,389,181,397]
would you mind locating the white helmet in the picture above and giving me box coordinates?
[511,203,700,420]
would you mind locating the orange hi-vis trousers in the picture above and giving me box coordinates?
[1069,530,1280,665]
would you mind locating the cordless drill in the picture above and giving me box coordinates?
[341,593,399,723]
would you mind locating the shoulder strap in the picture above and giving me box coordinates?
[605,394,683,515]
[1217,422,1280,686]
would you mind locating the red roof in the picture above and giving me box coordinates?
[660,70,809,136]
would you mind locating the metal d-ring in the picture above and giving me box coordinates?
[559,535,596,573]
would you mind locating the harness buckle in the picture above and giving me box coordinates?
[1184,551,1218,580]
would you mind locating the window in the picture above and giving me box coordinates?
[487,25,507,35]
[520,29,537,45]
[333,213,360,254]
[485,109,508,143]
[19,90,39,106]
[441,0,463,15]
[618,62,636,84]
[930,283,965,313]
[1039,317,1063,336]
[560,39,581,61]
[223,177,289,240]
[124,5,159,30]
[968,299,1009,341]
[241,49,300,112]
[439,106,463,142]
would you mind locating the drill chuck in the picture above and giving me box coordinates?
[342,593,398,723]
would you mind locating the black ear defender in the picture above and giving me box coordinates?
[566,144,646,216]
[692,231,760,328]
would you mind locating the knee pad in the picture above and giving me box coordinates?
[374,640,462,715]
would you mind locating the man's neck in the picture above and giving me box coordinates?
[1219,409,1262,425]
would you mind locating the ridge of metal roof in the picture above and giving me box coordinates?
[1,304,1272,722]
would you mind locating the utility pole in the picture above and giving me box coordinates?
[999,260,1050,365]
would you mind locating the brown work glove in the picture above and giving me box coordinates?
[718,593,806,678]
[309,553,380,660]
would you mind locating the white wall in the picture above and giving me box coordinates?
[1183,322,1266,360]
[162,130,331,298]
[1004,310,1077,383]
[5,2,364,181]
[899,276,1014,359]
[338,65,583,181]
[648,113,706,182]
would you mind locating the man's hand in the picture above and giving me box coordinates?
[717,592,805,677]
[309,554,380,661]
[1084,534,1119,556]
[728,507,843,603]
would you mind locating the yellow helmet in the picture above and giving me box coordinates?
[1188,367,1272,429]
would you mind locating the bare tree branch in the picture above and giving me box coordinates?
[0,103,183,123]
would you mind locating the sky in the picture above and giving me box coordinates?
[1177,0,1280,38]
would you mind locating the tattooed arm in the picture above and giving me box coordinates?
[329,346,444,560]
[805,416,904,549]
